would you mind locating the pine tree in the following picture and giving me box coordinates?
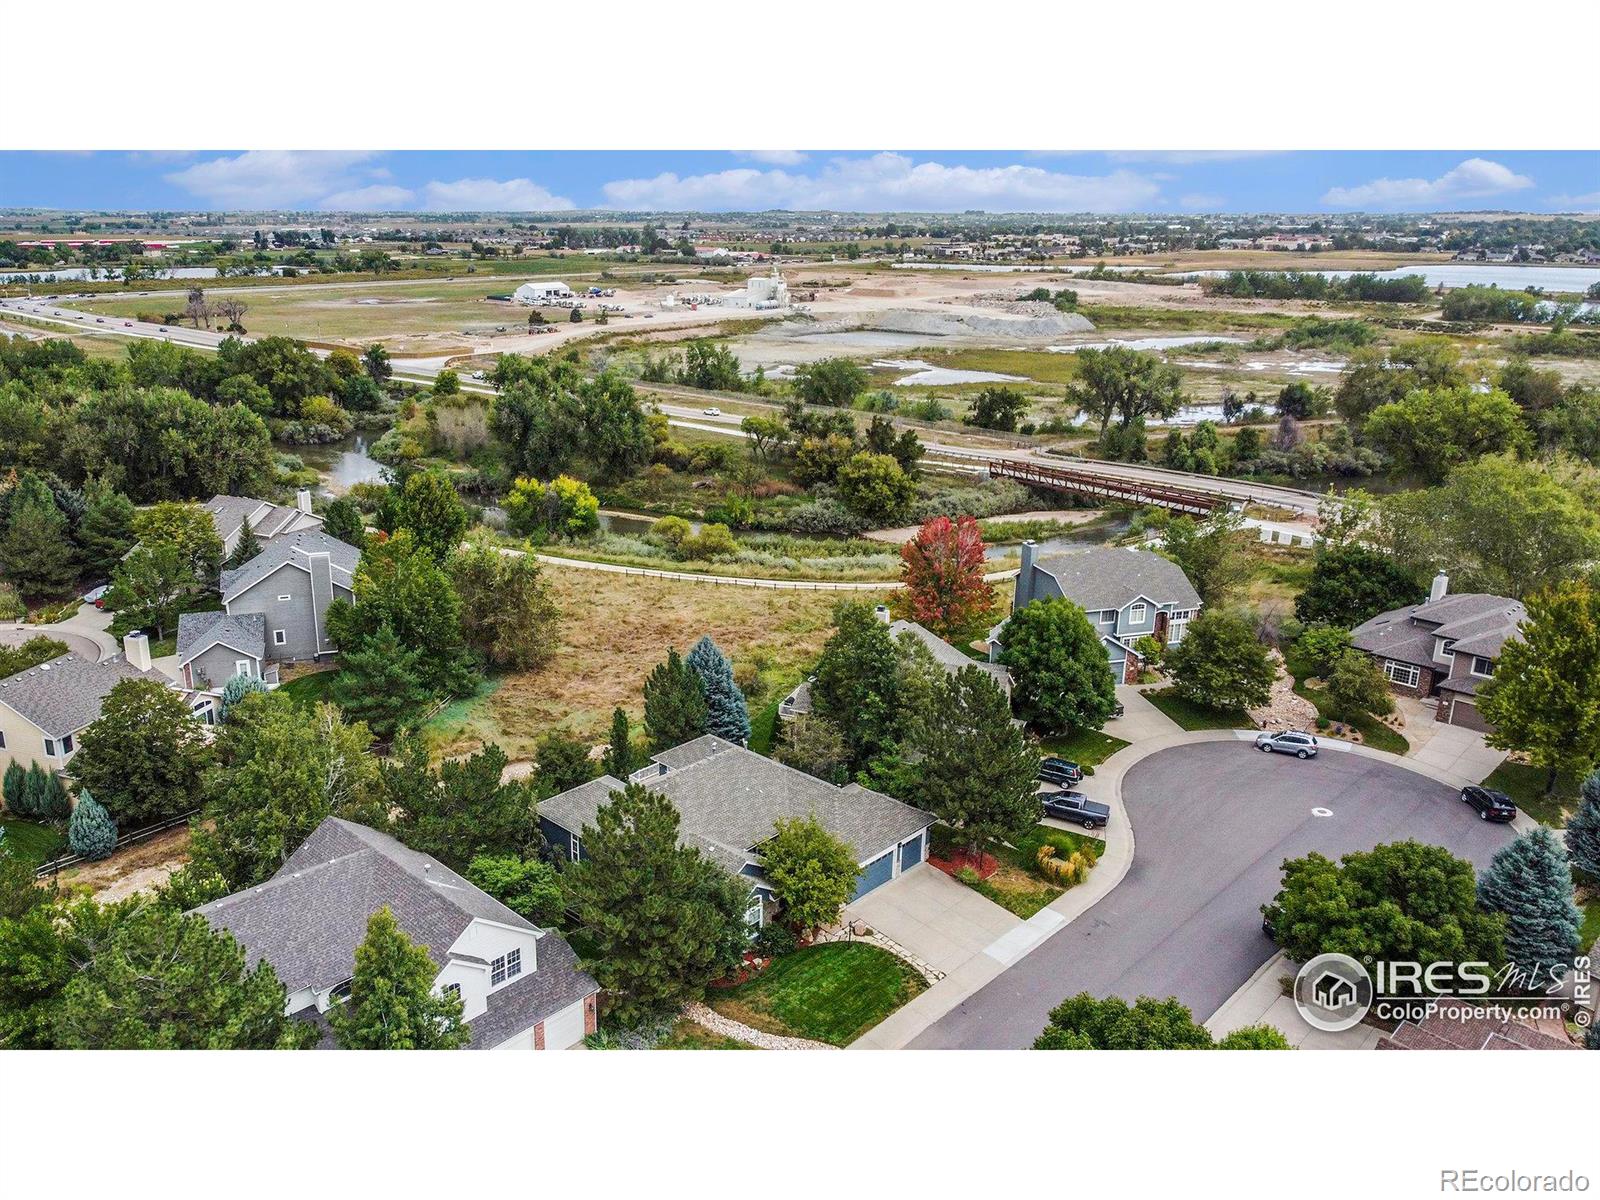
[219,672,269,722]
[332,625,430,741]
[67,789,117,860]
[604,707,635,779]
[224,516,261,569]
[1565,770,1600,881]
[0,484,78,596]
[330,906,469,1049]
[77,488,137,577]
[38,771,69,821]
[685,635,750,745]
[1,761,25,812]
[1477,827,1582,990]
[643,648,708,751]
[19,763,52,818]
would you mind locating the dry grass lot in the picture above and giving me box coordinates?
[423,569,888,761]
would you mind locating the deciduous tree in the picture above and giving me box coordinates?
[451,541,561,670]
[1164,609,1275,714]
[811,601,902,764]
[1294,544,1423,628]
[762,815,859,934]
[998,597,1118,733]
[70,679,212,826]
[898,515,995,641]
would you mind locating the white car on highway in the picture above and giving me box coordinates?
[703,406,721,416]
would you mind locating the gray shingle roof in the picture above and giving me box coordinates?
[0,653,175,737]
[176,611,266,665]
[889,619,1012,695]
[220,529,361,600]
[540,736,934,868]
[463,936,595,1050]
[205,494,322,543]
[1351,593,1524,669]
[1032,546,1201,612]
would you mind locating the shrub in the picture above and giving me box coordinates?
[67,789,118,860]
[753,922,797,957]
[678,523,737,560]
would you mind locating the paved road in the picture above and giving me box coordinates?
[908,741,1516,1049]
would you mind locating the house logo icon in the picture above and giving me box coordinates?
[1293,953,1373,1032]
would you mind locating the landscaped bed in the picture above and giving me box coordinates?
[1282,653,1409,756]
[705,941,925,1046]
[931,822,1103,919]
[655,1018,757,1050]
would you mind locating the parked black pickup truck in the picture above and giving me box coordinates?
[1040,790,1111,830]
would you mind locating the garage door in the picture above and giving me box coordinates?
[899,832,924,873]
[853,851,895,901]
[542,999,586,1050]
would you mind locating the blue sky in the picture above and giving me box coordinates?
[2,151,1596,214]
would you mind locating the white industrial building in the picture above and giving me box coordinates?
[513,280,574,305]
[722,265,790,310]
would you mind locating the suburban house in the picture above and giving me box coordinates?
[175,611,278,703]
[0,633,183,775]
[219,528,359,663]
[538,735,936,922]
[204,492,324,558]
[195,817,600,1051]
[1350,573,1525,732]
[779,606,1010,722]
[993,542,1202,684]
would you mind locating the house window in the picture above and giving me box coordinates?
[273,629,287,646]
[491,949,522,986]
[0,731,6,749]
[1471,656,1494,678]
[234,659,253,679]
[442,982,461,1001]
[329,979,353,1003]
[570,834,582,861]
[43,738,55,757]
[1169,610,1192,644]
[1383,660,1421,688]
[1100,609,1116,624]
[745,894,764,928]
[60,734,73,754]
[1129,603,1147,624]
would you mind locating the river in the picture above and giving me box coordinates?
[1183,263,1600,292]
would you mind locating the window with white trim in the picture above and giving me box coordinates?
[744,894,764,928]
[1129,603,1147,624]
[273,629,287,646]
[1383,660,1421,688]
[491,949,522,986]
[43,737,56,756]
[570,833,582,861]
[442,982,461,1001]
[1471,656,1494,678]
[1169,609,1193,644]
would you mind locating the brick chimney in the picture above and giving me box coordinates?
[1430,571,1449,603]
[123,631,151,672]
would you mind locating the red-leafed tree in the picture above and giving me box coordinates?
[898,515,995,640]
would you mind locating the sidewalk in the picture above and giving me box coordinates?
[1203,952,1381,1050]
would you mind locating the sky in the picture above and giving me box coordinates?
[1,151,1596,215]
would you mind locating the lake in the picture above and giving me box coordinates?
[289,434,387,493]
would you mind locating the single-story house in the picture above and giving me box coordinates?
[1350,573,1524,732]
[203,492,324,558]
[992,542,1202,684]
[220,529,360,663]
[538,735,936,924]
[778,607,1011,722]
[0,633,186,776]
[175,611,278,702]
[195,817,599,1050]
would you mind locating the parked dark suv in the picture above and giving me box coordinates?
[1459,785,1517,823]
[1037,757,1084,786]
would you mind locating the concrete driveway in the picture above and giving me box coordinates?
[1395,698,1506,781]
[846,865,1020,977]
[1103,684,1182,743]
[909,740,1517,1049]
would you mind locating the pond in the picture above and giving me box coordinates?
[288,434,387,493]
[1049,335,1249,354]
[981,509,1137,559]
[874,358,1026,387]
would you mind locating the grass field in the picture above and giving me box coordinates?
[0,816,63,865]
[1038,727,1130,773]
[654,1019,756,1050]
[276,669,342,708]
[907,346,1084,386]
[422,568,877,762]
[706,942,925,1046]
[1144,688,1252,731]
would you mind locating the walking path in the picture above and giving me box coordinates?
[851,724,1534,1050]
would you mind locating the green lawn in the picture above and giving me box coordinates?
[1579,899,1600,954]
[1038,727,1131,774]
[0,816,64,865]
[275,669,343,708]
[1144,688,1251,731]
[1478,761,1579,827]
[748,698,780,756]
[706,942,925,1046]
[655,1019,757,1050]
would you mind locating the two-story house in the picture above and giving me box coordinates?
[1350,573,1525,733]
[992,542,1202,684]
[203,492,324,558]
[217,529,360,663]
[194,817,599,1050]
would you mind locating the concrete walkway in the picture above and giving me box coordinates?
[2,603,121,662]
[1394,697,1505,782]
[1203,951,1382,1050]
[853,725,1538,1050]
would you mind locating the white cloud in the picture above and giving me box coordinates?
[419,177,574,211]
[165,151,379,208]
[1107,151,1275,165]
[1549,191,1600,210]
[600,152,1161,213]
[1322,157,1534,209]
[738,150,808,166]
[321,184,416,211]
[1179,193,1226,210]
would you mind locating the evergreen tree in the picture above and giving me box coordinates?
[604,707,635,779]
[332,625,430,741]
[218,672,269,722]
[320,496,367,550]
[224,516,261,569]
[1565,770,1600,881]
[2,761,25,812]
[1477,828,1583,991]
[38,771,68,821]
[67,790,117,861]
[685,636,750,744]
[643,649,708,750]
[330,906,469,1050]
[76,488,137,578]
[382,738,538,869]
[20,763,53,818]
[0,481,77,596]
[565,784,748,1023]
[811,601,902,765]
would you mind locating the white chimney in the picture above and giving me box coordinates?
[1429,571,1449,603]
[124,631,151,672]
[296,488,314,514]
[874,604,891,624]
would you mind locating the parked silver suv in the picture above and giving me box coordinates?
[1254,730,1319,759]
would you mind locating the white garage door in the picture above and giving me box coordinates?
[542,999,586,1050]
